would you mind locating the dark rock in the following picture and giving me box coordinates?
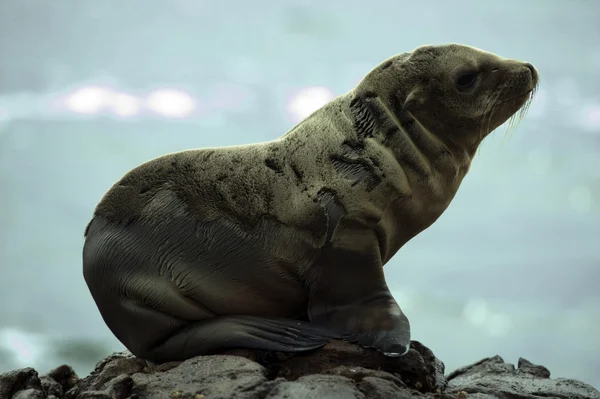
[12,389,45,399]
[265,375,363,399]
[46,366,78,393]
[517,357,551,378]
[1,340,598,399]
[358,376,423,399]
[330,366,408,390]
[0,368,43,399]
[63,352,145,399]
[222,340,446,393]
[130,355,278,399]
[38,377,62,399]
[447,355,600,399]
[40,365,78,398]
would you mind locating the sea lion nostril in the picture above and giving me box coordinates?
[525,63,535,76]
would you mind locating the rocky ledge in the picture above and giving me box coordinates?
[1,340,598,399]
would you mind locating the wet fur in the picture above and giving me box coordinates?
[83,43,538,362]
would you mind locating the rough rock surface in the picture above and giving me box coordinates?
[1,340,598,399]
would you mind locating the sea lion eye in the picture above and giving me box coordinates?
[455,72,478,90]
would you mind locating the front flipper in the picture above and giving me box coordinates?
[308,239,411,356]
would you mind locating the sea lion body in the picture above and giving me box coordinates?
[83,44,538,363]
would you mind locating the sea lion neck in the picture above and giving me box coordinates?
[342,90,473,183]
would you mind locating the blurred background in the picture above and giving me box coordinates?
[1,0,599,389]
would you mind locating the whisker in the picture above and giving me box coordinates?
[481,90,500,143]
[482,90,502,149]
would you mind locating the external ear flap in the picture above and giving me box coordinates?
[402,87,425,111]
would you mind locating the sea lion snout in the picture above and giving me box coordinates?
[498,60,539,108]
[516,61,539,91]
[504,60,539,90]
[526,63,540,92]
[524,62,537,79]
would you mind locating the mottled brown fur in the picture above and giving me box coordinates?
[83,44,538,363]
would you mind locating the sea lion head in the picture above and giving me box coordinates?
[357,43,539,152]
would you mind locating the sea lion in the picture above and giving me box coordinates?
[83,43,538,363]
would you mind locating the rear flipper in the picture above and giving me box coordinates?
[84,217,348,364]
[147,315,349,362]
[93,291,349,363]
